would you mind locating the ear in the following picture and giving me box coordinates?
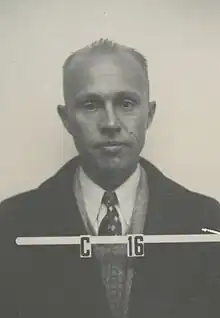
[145,100,156,129]
[57,104,71,133]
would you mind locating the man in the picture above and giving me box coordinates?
[0,39,220,318]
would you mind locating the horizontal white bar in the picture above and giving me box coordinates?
[16,234,220,246]
[16,236,81,245]
[91,236,128,244]
[144,234,220,243]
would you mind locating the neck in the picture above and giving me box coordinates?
[81,162,138,191]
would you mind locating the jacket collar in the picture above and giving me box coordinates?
[40,156,170,235]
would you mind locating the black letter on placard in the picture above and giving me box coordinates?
[127,235,144,257]
[80,236,92,258]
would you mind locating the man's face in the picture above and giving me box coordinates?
[59,52,155,174]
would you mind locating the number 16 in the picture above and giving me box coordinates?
[127,235,144,257]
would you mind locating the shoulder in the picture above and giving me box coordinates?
[140,157,220,229]
[0,189,38,224]
[0,157,79,226]
[141,157,218,199]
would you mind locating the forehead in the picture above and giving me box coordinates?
[64,52,149,101]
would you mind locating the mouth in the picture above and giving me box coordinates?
[96,141,128,153]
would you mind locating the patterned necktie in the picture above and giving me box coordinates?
[98,191,122,235]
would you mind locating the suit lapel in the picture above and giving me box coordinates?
[128,159,180,317]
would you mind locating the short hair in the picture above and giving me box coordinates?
[63,39,149,101]
[63,39,148,77]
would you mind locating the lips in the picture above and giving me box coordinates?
[96,141,128,153]
[96,141,127,147]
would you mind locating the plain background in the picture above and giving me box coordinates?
[0,0,219,202]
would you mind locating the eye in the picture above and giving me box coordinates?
[82,100,98,112]
[121,99,136,111]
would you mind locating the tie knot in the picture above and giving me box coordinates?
[102,191,118,207]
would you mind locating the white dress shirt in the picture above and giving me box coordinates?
[79,165,141,235]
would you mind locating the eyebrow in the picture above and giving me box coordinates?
[75,90,142,103]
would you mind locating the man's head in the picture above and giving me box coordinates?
[58,39,156,189]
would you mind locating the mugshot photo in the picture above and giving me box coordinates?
[0,1,220,318]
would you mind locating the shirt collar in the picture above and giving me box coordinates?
[79,164,140,227]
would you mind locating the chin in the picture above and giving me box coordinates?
[97,156,137,174]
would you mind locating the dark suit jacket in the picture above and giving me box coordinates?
[0,157,220,318]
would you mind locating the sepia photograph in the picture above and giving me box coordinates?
[0,1,220,317]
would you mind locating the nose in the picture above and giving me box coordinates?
[99,102,121,135]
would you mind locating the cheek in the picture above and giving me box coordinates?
[130,113,148,137]
[70,114,97,141]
